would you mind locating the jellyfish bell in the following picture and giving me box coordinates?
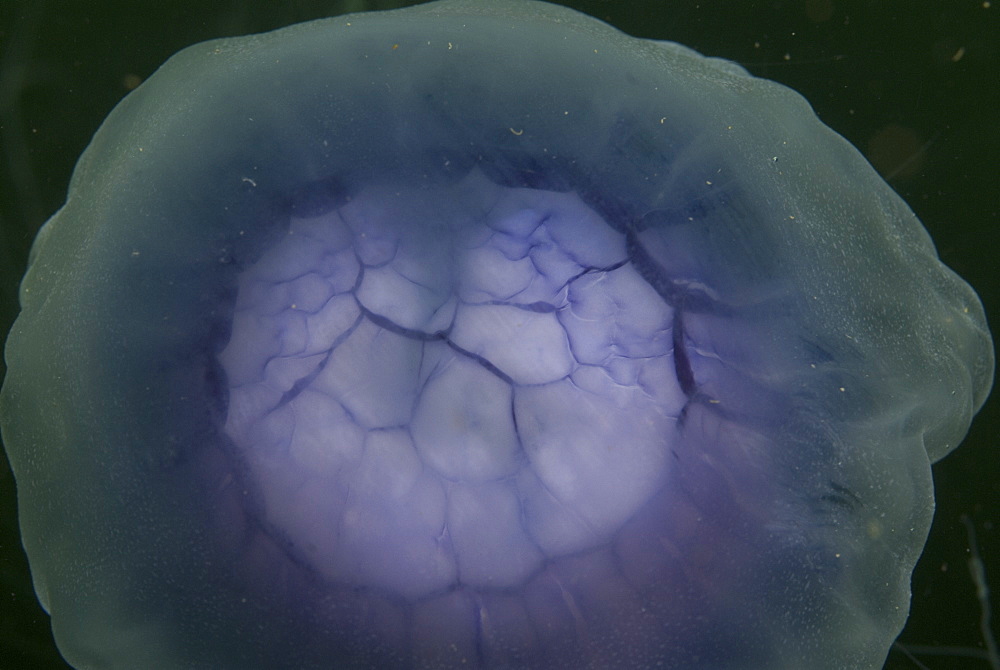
[0,1,993,669]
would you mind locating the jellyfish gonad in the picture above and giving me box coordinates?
[0,1,993,669]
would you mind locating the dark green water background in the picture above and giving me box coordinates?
[0,1,996,668]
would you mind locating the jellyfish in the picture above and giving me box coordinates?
[0,1,993,669]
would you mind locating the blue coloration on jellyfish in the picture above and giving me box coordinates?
[0,1,993,669]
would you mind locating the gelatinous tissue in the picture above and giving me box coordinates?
[0,1,992,668]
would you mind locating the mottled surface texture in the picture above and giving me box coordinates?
[0,1,992,668]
